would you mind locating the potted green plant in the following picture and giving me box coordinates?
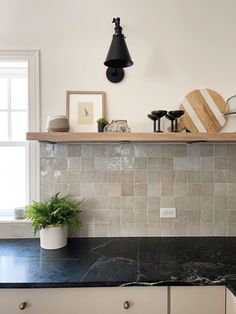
[97,117,108,132]
[24,193,82,250]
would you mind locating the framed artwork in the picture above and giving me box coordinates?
[66,91,106,132]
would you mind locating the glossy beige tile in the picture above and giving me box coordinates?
[161,183,174,196]
[94,144,108,157]
[107,197,121,209]
[201,223,214,236]
[213,224,227,236]
[134,209,147,224]
[121,170,134,183]
[187,144,201,157]
[188,184,201,196]
[38,142,236,237]
[108,183,121,197]
[175,196,201,210]
[121,196,134,209]
[215,157,227,169]
[147,197,161,210]
[175,183,188,197]
[148,209,160,223]
[121,209,134,224]
[148,157,161,170]
[68,184,80,197]
[201,209,214,223]
[187,223,201,236]
[160,170,174,183]
[121,183,134,196]
[107,171,120,183]
[134,197,147,209]
[147,223,161,236]
[187,171,200,183]
[67,157,81,170]
[201,171,214,183]
[81,144,94,157]
[134,183,147,196]
[94,157,107,170]
[174,144,187,157]
[214,144,227,157]
[81,157,94,170]
[108,144,121,157]
[148,170,161,183]
[95,183,108,197]
[121,144,134,156]
[174,171,188,183]
[134,157,147,169]
[200,144,213,156]
[68,144,81,157]
[147,183,160,197]
[215,183,227,197]
[95,171,108,183]
[135,170,147,183]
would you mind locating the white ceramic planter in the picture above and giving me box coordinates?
[40,225,68,250]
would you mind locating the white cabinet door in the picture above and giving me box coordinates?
[170,286,225,314]
[0,286,167,314]
[226,288,236,314]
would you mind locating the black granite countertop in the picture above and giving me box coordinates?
[0,237,236,296]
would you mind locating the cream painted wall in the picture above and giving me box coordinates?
[1,0,236,132]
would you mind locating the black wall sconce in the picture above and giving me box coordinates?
[104,17,133,83]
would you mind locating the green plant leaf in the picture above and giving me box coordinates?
[24,193,83,236]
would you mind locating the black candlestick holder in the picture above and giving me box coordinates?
[147,114,158,132]
[165,113,176,132]
[148,110,167,132]
[166,110,185,132]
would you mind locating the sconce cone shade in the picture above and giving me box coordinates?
[104,35,133,68]
[104,17,133,83]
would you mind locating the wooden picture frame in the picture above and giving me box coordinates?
[66,91,106,132]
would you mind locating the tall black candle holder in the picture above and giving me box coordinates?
[151,111,167,132]
[165,113,176,132]
[147,114,158,132]
[168,110,185,132]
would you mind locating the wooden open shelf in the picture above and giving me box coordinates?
[26,132,236,143]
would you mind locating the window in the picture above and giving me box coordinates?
[0,51,40,218]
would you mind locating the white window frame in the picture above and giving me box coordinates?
[0,50,40,216]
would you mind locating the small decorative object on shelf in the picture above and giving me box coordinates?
[97,118,108,132]
[166,110,185,132]
[45,115,69,132]
[179,88,226,133]
[14,207,25,220]
[104,120,131,132]
[147,113,158,132]
[66,91,105,132]
[24,193,82,250]
[225,95,236,116]
[148,110,167,132]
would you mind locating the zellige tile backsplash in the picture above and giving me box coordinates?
[40,142,236,237]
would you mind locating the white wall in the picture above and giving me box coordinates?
[1,0,236,132]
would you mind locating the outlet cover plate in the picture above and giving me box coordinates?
[160,207,176,218]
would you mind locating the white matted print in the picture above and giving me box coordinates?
[66,91,105,132]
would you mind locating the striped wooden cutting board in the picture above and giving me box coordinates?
[179,89,227,133]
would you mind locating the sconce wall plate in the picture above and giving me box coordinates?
[106,67,124,83]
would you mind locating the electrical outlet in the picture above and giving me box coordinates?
[160,208,176,218]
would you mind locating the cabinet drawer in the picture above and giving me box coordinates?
[0,286,167,314]
[170,286,225,314]
[226,288,236,314]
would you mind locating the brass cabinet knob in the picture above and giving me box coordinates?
[123,301,130,309]
[19,302,27,310]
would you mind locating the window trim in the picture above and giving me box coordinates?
[0,50,40,209]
